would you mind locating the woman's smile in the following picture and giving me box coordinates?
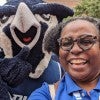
[67,58,88,72]
[68,58,87,65]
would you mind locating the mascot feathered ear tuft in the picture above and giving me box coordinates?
[32,3,74,21]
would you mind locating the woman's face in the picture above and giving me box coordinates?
[59,19,100,82]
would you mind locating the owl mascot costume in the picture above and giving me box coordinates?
[0,0,74,99]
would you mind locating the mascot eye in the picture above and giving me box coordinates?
[0,16,9,24]
[40,14,50,21]
[0,47,5,58]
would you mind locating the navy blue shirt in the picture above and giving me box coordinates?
[28,73,100,100]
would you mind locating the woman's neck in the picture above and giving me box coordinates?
[76,78,99,92]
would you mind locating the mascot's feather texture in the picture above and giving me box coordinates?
[0,0,74,99]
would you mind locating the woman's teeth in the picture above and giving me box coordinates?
[69,59,87,65]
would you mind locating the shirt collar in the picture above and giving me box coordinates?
[94,78,100,91]
[64,73,82,94]
[64,73,100,94]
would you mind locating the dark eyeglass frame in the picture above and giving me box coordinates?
[57,35,98,51]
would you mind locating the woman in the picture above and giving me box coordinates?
[28,16,100,100]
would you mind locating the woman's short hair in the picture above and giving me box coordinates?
[44,16,100,56]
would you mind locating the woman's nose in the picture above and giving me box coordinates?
[70,42,83,55]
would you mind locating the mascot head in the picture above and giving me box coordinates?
[0,0,74,78]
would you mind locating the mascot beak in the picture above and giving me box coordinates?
[32,3,74,20]
[11,2,40,33]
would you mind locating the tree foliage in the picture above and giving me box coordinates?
[74,0,100,18]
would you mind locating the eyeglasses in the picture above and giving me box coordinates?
[57,35,98,51]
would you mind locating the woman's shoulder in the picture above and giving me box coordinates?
[28,82,51,100]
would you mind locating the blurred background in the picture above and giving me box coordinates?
[0,0,7,5]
